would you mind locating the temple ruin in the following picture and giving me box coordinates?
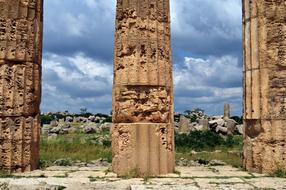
[243,0,286,173]
[0,0,43,172]
[111,0,175,176]
[0,0,285,176]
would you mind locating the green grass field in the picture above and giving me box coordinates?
[40,133,112,167]
[39,131,243,168]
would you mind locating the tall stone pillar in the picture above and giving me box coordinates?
[0,0,43,172]
[243,0,286,173]
[112,0,175,176]
[223,103,230,119]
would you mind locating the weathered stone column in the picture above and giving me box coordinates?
[112,0,175,176]
[0,0,43,172]
[243,0,286,173]
[223,103,230,119]
[179,115,190,134]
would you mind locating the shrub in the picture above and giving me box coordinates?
[272,169,286,178]
[53,158,72,166]
[102,139,112,147]
[175,131,243,152]
[40,114,55,125]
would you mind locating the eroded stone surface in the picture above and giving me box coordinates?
[112,0,174,177]
[0,165,285,190]
[113,0,172,87]
[0,62,41,116]
[113,86,172,123]
[0,0,43,172]
[243,0,286,173]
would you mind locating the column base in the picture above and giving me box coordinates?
[112,123,175,177]
[244,119,286,173]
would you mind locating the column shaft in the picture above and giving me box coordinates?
[0,0,43,172]
[112,0,174,176]
[243,0,286,173]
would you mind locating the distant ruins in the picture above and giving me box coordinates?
[0,0,43,171]
[243,0,286,173]
[112,0,175,176]
[223,103,230,120]
[0,0,285,176]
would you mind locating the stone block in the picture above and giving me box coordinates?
[112,123,174,176]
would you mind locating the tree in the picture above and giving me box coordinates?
[40,114,55,125]
[193,108,204,114]
[79,108,93,117]
[183,110,192,115]
[80,108,87,115]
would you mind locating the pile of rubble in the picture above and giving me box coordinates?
[41,115,112,136]
[42,104,243,137]
[175,104,243,136]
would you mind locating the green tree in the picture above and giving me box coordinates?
[80,108,87,115]
[184,110,192,115]
[40,115,55,125]
[193,108,204,113]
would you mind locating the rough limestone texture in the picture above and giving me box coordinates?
[0,165,283,190]
[243,0,286,173]
[112,0,174,176]
[179,115,190,134]
[0,0,43,172]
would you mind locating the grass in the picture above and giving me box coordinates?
[39,131,243,168]
[0,170,14,178]
[175,131,243,152]
[104,167,112,175]
[176,151,242,168]
[40,133,112,168]
[175,132,243,168]
[271,169,286,178]
[121,168,141,178]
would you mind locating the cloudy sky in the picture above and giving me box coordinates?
[42,0,243,116]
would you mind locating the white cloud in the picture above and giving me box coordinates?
[175,56,242,87]
[174,55,242,115]
[41,53,113,113]
[62,13,87,36]
[68,53,113,81]
[171,0,242,56]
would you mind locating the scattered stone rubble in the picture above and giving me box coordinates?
[42,107,243,137]
[176,105,243,136]
[176,158,227,167]
[41,114,112,136]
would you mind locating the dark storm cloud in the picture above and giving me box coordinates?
[171,0,242,58]
[43,0,116,62]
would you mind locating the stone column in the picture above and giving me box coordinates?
[223,103,230,119]
[179,115,190,134]
[112,0,174,176]
[0,0,43,172]
[198,119,209,131]
[243,0,286,173]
